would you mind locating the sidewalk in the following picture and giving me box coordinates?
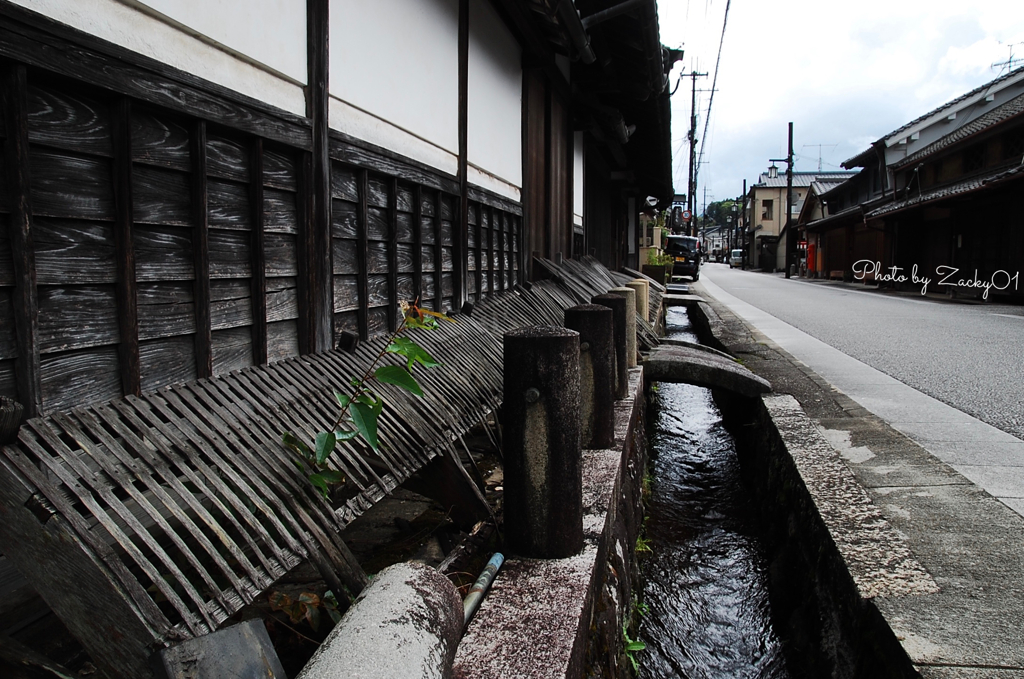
[691,279,1024,677]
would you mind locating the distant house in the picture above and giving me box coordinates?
[804,66,1024,293]
[742,168,855,270]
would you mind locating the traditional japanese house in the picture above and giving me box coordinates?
[0,1,675,676]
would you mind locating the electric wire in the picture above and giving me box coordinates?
[695,0,731,178]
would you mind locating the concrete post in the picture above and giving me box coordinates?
[591,293,629,400]
[564,305,615,450]
[626,279,649,323]
[297,562,463,679]
[503,325,583,558]
[608,287,637,368]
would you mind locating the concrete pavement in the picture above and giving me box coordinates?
[698,268,1024,519]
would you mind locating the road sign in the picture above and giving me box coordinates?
[681,210,692,221]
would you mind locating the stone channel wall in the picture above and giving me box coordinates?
[688,301,921,679]
[453,367,648,679]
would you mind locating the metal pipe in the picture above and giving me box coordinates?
[556,0,596,64]
[463,552,504,628]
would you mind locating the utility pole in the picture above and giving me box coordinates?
[770,122,794,278]
[685,71,708,236]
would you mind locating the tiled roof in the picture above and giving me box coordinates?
[755,171,856,188]
[866,164,1024,218]
[894,92,1024,169]
[842,65,1024,167]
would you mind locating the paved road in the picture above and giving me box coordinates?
[697,263,1024,516]
[701,264,1024,439]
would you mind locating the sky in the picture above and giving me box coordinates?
[657,0,1024,211]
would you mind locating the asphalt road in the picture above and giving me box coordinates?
[700,263,1024,441]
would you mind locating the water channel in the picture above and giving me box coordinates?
[639,307,791,679]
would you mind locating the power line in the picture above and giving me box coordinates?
[695,0,731,177]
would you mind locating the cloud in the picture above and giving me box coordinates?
[658,0,1024,207]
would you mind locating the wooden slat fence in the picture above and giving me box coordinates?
[0,272,593,679]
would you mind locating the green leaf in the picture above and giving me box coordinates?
[386,336,441,370]
[282,432,312,460]
[291,458,309,475]
[374,364,424,396]
[308,473,331,499]
[625,641,646,652]
[314,431,336,466]
[334,391,351,409]
[351,397,383,450]
[335,428,360,441]
[326,607,342,625]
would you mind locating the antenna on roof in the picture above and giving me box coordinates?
[992,42,1024,75]
[802,143,838,172]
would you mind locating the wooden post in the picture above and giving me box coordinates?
[564,305,614,450]
[591,293,628,399]
[250,138,268,365]
[413,184,423,304]
[111,99,141,397]
[2,64,41,418]
[190,120,212,378]
[387,177,399,331]
[456,0,469,310]
[502,325,582,558]
[356,169,369,339]
[307,0,333,351]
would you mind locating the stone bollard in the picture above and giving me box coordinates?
[564,305,615,450]
[591,293,629,400]
[503,325,583,558]
[626,279,649,323]
[298,562,463,679]
[608,287,637,368]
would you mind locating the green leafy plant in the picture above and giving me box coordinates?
[283,299,450,500]
[623,622,646,672]
[635,534,652,554]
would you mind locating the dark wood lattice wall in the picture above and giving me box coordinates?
[0,58,521,419]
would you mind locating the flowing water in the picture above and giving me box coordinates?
[639,308,790,679]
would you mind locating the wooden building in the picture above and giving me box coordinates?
[0,0,676,420]
[803,66,1024,293]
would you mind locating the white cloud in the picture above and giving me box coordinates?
[657,0,1024,207]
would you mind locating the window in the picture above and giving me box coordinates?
[761,199,774,220]
[963,144,986,173]
[1003,129,1024,161]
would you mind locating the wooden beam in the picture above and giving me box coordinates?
[250,138,268,365]
[307,0,333,351]
[0,5,311,150]
[111,98,141,396]
[356,169,369,340]
[2,63,41,418]
[457,0,469,310]
[487,0,571,101]
[191,120,212,378]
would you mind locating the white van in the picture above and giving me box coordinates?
[729,249,743,269]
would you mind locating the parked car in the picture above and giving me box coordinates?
[665,235,701,281]
[729,249,743,268]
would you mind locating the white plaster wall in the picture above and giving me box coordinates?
[573,131,584,226]
[13,0,307,115]
[137,0,307,83]
[330,0,459,160]
[468,0,522,191]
